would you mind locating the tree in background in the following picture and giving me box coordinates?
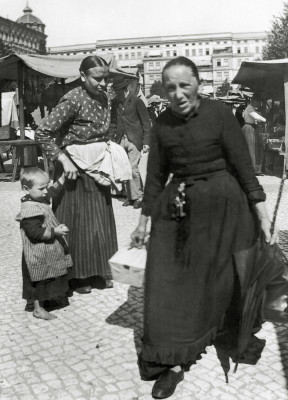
[263,2,288,59]
[150,80,166,98]
[215,79,231,97]
[0,38,12,58]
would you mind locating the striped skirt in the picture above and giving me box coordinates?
[53,166,118,280]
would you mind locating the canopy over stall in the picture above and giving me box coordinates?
[232,59,288,165]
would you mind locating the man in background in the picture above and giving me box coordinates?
[110,76,151,208]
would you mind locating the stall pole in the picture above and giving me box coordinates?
[0,89,2,126]
[17,61,25,140]
[283,66,288,172]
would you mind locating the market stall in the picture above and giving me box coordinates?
[232,59,288,176]
[0,53,137,181]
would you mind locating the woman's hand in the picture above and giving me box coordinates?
[131,214,149,248]
[58,153,79,180]
[260,217,279,245]
[254,201,279,245]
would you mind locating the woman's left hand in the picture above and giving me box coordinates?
[260,217,279,245]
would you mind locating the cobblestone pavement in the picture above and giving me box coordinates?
[1,175,288,400]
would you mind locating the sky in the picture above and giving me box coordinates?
[1,0,287,48]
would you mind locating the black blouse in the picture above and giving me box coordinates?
[141,98,266,216]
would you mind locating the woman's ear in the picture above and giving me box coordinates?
[80,71,86,82]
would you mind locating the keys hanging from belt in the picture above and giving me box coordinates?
[171,182,187,220]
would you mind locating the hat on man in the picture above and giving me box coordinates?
[112,76,136,91]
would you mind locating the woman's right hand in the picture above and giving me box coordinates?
[131,226,147,248]
[58,153,79,180]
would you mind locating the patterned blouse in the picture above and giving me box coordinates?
[35,85,111,160]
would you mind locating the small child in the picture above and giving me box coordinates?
[16,167,73,320]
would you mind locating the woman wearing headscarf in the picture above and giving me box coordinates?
[35,56,117,294]
[131,57,278,399]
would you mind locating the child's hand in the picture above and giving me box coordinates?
[54,224,69,236]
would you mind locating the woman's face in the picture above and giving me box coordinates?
[163,65,199,116]
[81,66,108,96]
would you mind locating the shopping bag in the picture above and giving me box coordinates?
[109,246,147,287]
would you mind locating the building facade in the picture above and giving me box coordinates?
[0,5,47,54]
[48,31,266,96]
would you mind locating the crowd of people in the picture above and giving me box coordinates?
[17,55,283,399]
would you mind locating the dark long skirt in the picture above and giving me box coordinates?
[139,170,259,379]
[53,166,118,280]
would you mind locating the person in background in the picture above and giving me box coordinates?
[131,57,278,399]
[110,76,151,209]
[242,98,266,175]
[35,56,117,294]
[17,167,72,320]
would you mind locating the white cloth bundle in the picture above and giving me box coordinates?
[66,141,132,189]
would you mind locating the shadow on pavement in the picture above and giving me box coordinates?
[106,285,144,355]
[275,230,288,389]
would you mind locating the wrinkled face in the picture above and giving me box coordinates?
[163,65,199,116]
[81,66,108,96]
[25,174,50,201]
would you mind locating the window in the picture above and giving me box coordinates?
[223,59,228,66]
[192,49,196,56]
[185,49,189,56]
[155,62,161,70]
[237,58,242,66]
[131,52,135,59]
[173,50,177,56]
[102,49,105,51]
[192,43,195,46]
[125,47,128,49]
[118,54,123,60]
[150,45,153,48]
[166,51,170,57]
[137,52,141,57]
[206,42,209,45]
[206,49,209,55]
[199,42,202,45]
[137,46,141,49]
[237,47,241,54]
[216,72,222,81]
[166,44,170,47]
[199,49,203,56]
[125,53,129,59]
[216,59,221,66]
[108,48,112,51]
[156,45,160,48]
[256,46,259,53]
[185,43,189,46]
[118,47,122,50]
[173,44,176,47]
[244,47,248,53]
[223,72,229,80]
[149,75,154,84]
[131,46,134,49]
[148,62,154,71]
[155,74,161,81]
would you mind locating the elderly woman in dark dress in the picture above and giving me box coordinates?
[131,57,278,399]
[35,56,117,294]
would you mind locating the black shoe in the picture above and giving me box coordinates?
[104,279,114,289]
[133,199,143,209]
[122,199,134,207]
[74,286,92,294]
[152,369,184,399]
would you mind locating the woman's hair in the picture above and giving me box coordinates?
[162,56,200,83]
[20,167,49,189]
[79,56,108,74]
